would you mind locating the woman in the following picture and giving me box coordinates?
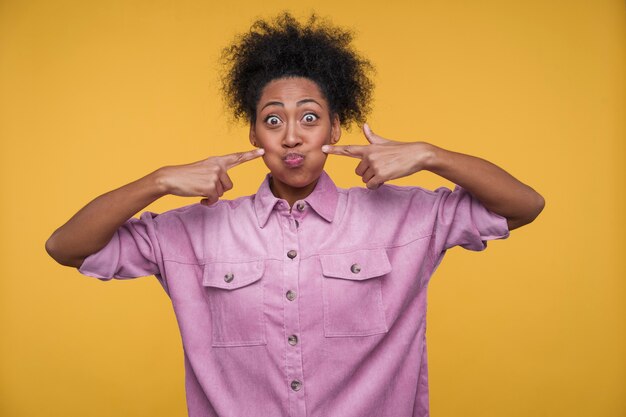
[46,13,544,417]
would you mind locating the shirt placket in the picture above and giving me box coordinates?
[278,200,307,417]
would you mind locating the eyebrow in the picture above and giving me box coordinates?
[260,98,322,111]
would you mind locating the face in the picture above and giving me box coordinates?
[250,77,341,200]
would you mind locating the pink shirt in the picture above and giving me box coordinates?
[78,170,509,417]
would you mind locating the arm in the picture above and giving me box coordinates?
[45,148,264,268]
[45,171,167,268]
[421,145,544,230]
[322,124,544,231]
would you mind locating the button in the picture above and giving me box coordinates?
[350,264,361,274]
[288,335,298,346]
[224,272,234,282]
[294,219,300,228]
[286,290,297,301]
[290,380,302,391]
[296,202,305,212]
[287,250,297,259]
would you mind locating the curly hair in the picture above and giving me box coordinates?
[220,12,374,128]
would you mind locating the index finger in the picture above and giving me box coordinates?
[223,148,265,169]
[321,144,366,159]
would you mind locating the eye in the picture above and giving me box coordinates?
[265,115,282,126]
[302,113,318,123]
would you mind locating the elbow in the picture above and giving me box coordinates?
[534,193,546,218]
[507,192,545,231]
[45,235,84,268]
[45,235,60,262]
[528,192,546,223]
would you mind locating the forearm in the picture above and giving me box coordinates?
[422,144,545,230]
[45,169,169,268]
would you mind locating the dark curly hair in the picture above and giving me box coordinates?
[220,12,374,128]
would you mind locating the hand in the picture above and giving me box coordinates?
[157,148,265,206]
[322,124,435,189]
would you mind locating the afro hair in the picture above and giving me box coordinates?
[220,12,374,128]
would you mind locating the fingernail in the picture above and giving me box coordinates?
[321,145,329,152]
[258,148,265,155]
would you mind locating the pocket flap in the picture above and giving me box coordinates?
[320,248,392,281]
[203,260,265,290]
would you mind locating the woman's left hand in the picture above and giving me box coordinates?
[322,124,436,189]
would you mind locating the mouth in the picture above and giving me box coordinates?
[282,152,305,168]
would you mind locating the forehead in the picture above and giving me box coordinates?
[258,77,328,107]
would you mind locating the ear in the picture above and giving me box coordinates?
[330,114,341,145]
[249,122,258,147]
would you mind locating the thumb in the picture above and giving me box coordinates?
[363,123,388,145]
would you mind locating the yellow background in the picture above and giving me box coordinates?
[1,0,624,415]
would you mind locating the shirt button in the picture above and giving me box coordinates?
[350,264,361,274]
[286,290,297,301]
[290,380,302,391]
[296,202,306,212]
[294,219,300,228]
[224,272,234,282]
[287,250,297,259]
[288,335,298,346]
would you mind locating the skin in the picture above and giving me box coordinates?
[249,77,341,207]
[322,124,545,230]
[45,75,544,268]
[45,149,264,267]
[245,77,544,230]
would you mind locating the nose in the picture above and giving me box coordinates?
[282,123,302,148]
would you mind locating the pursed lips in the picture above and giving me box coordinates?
[282,152,305,167]
[283,152,305,161]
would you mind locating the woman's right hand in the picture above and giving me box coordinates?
[45,148,265,267]
[157,148,265,206]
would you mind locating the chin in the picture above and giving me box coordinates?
[271,166,324,189]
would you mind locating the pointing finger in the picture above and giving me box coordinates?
[322,144,366,159]
[224,148,265,169]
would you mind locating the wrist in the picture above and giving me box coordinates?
[414,142,441,172]
[149,167,172,197]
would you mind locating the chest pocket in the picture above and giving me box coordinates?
[319,248,391,337]
[202,260,266,347]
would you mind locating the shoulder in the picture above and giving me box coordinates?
[329,182,458,245]
[340,182,452,208]
[147,194,256,228]
[331,183,455,234]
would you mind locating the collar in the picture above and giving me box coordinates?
[254,170,339,228]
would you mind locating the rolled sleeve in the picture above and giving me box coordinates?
[433,185,509,254]
[77,211,163,281]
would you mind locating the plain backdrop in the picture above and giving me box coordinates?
[1,0,624,416]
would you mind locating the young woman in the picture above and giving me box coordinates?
[46,13,544,417]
